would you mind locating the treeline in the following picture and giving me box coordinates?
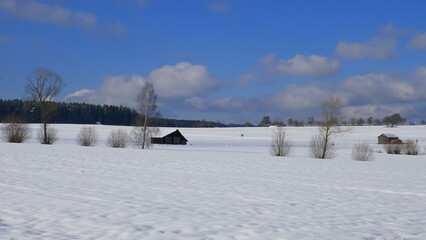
[0,99,225,127]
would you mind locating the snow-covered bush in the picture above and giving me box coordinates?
[384,143,403,154]
[1,115,31,143]
[107,129,130,148]
[352,143,374,161]
[403,140,419,155]
[270,126,293,157]
[77,126,98,147]
[38,125,57,144]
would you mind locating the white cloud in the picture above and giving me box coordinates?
[261,53,340,77]
[148,62,218,98]
[335,37,396,59]
[380,22,410,37]
[270,82,333,111]
[407,31,426,49]
[64,62,219,108]
[64,75,146,107]
[341,73,420,103]
[209,0,230,12]
[0,0,126,37]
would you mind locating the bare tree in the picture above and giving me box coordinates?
[26,67,65,144]
[310,96,349,159]
[270,126,293,157]
[134,83,160,149]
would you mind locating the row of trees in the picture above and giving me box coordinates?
[259,113,413,128]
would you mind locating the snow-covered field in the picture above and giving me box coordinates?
[1,124,425,240]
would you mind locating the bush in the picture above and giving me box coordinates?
[38,125,58,144]
[309,131,336,159]
[107,129,130,148]
[77,126,98,146]
[404,140,419,155]
[352,143,374,161]
[384,143,403,154]
[270,126,293,157]
[1,115,31,143]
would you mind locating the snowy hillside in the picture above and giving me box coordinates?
[1,124,425,240]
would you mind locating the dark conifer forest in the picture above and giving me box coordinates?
[0,99,226,128]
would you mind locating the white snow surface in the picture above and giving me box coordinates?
[1,124,426,240]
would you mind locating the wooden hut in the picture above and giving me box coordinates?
[151,129,188,145]
[377,133,400,144]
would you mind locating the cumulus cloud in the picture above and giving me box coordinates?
[148,62,218,98]
[335,37,396,59]
[334,23,409,59]
[380,22,410,37]
[64,75,146,107]
[209,0,230,12]
[261,53,340,77]
[0,0,126,37]
[407,31,426,49]
[64,62,219,109]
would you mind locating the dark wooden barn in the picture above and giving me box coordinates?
[377,133,400,144]
[151,129,188,145]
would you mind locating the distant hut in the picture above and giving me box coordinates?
[151,129,188,145]
[377,133,401,144]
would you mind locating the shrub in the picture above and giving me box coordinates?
[352,143,374,161]
[1,115,31,143]
[309,131,336,159]
[270,126,293,157]
[38,125,58,144]
[107,129,130,148]
[384,143,403,154]
[404,140,419,155]
[77,126,98,146]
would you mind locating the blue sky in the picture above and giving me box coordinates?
[1,0,426,124]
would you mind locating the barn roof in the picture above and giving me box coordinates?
[162,129,188,141]
[379,133,398,138]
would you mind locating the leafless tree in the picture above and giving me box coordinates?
[270,126,293,157]
[1,114,31,143]
[26,67,65,144]
[134,83,160,149]
[352,143,374,161]
[309,96,349,159]
[77,126,98,146]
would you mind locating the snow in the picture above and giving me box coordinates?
[1,124,426,240]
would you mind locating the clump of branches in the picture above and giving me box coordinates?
[134,82,161,149]
[107,129,130,148]
[352,142,374,161]
[403,140,419,155]
[309,96,350,159]
[270,126,293,157]
[77,126,98,147]
[384,143,403,154]
[310,130,336,159]
[1,114,31,143]
[132,126,159,149]
[38,125,57,144]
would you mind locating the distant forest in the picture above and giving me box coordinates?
[0,99,226,128]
